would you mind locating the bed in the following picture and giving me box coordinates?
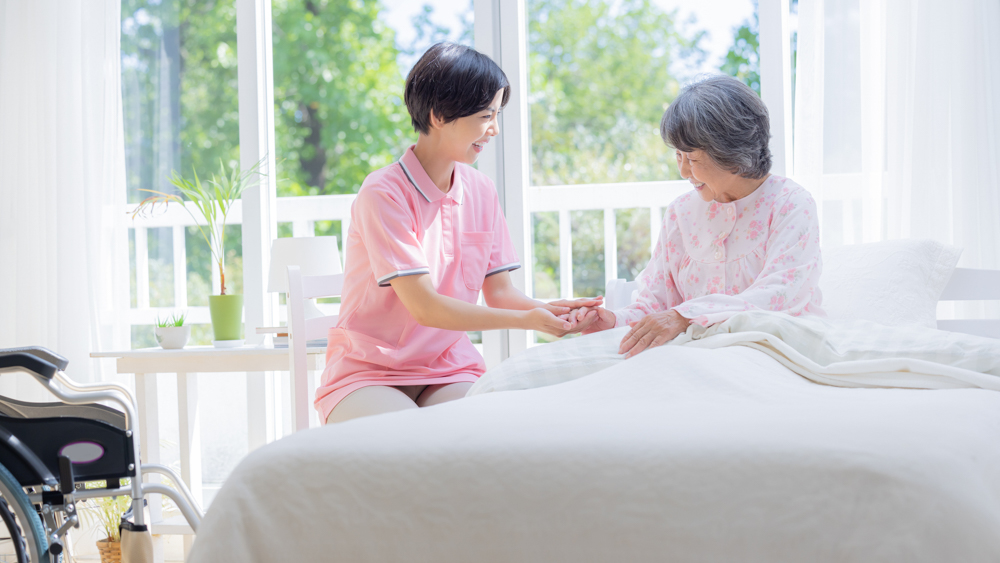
[187,240,1000,562]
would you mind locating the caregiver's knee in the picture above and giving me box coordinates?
[326,385,418,424]
[416,382,474,408]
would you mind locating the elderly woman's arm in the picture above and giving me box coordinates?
[617,190,822,356]
[579,203,686,336]
[612,213,687,327]
[673,190,823,326]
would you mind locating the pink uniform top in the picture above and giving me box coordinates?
[314,146,521,420]
[614,175,825,328]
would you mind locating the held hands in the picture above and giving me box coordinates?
[527,297,605,337]
[618,309,691,358]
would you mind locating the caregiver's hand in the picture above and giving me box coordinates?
[619,310,691,358]
[542,296,603,318]
[523,307,577,337]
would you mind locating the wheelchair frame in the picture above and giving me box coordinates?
[0,348,203,561]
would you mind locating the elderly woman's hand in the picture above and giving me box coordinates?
[619,310,691,358]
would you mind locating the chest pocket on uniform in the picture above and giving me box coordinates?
[460,231,493,291]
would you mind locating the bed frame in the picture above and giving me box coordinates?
[605,267,1000,340]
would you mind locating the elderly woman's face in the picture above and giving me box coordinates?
[676,149,739,203]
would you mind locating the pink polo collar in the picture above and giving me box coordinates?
[398,145,465,205]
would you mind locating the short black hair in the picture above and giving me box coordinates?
[404,42,511,135]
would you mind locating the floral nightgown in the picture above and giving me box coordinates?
[613,175,825,328]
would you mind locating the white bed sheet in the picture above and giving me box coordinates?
[189,345,1000,563]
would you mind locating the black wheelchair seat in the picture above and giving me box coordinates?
[0,412,135,488]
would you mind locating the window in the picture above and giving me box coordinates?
[525,0,757,341]
[270,0,476,336]
[122,0,242,348]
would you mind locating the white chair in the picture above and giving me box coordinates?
[286,265,343,432]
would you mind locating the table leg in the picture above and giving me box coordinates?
[177,371,202,556]
[247,371,275,452]
[134,372,165,563]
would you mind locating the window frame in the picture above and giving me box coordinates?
[231,0,793,366]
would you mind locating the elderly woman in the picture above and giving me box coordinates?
[579,75,824,356]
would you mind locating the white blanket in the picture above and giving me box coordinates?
[469,311,1000,396]
[189,342,1000,562]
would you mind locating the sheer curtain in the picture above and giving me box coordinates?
[0,0,129,398]
[794,0,1000,318]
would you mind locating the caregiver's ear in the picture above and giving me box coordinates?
[428,110,448,130]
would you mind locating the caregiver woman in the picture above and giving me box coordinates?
[581,75,824,356]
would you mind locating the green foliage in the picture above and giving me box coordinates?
[532,212,560,299]
[80,481,132,542]
[121,0,241,203]
[616,208,651,281]
[527,0,703,186]
[720,7,760,94]
[271,0,411,197]
[131,157,264,295]
[155,313,186,327]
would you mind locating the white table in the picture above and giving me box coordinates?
[90,344,326,558]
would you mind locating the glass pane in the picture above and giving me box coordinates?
[270,0,474,338]
[271,0,473,200]
[526,0,756,343]
[148,226,175,307]
[531,212,560,299]
[122,0,241,327]
[616,208,651,282]
[528,0,758,187]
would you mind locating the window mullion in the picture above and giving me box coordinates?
[759,0,794,177]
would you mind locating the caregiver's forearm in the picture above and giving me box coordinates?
[482,271,545,310]
[390,274,556,332]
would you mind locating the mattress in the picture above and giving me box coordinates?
[188,344,1000,562]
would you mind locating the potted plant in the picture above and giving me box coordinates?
[154,313,190,349]
[80,489,131,563]
[132,157,266,347]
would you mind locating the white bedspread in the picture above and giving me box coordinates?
[469,312,1000,396]
[188,343,1000,562]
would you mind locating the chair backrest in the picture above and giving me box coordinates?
[286,265,344,431]
[604,266,1000,339]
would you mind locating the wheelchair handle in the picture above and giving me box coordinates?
[0,347,69,374]
[0,352,58,380]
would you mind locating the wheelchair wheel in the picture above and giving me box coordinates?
[0,463,48,563]
[0,495,27,563]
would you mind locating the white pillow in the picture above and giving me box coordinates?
[467,328,629,396]
[819,239,961,328]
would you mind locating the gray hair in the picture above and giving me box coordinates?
[660,75,772,179]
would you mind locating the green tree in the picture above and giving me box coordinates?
[527,0,705,187]
[527,0,705,300]
[271,0,413,197]
[720,6,760,94]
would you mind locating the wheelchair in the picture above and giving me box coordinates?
[0,347,203,562]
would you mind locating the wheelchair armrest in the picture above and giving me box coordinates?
[0,352,58,380]
[0,346,69,372]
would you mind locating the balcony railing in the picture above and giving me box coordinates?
[126,181,693,327]
[127,178,871,329]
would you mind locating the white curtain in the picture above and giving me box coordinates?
[0,0,129,397]
[794,0,1000,318]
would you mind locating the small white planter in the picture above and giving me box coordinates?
[154,325,191,350]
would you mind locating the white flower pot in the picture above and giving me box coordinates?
[154,326,191,350]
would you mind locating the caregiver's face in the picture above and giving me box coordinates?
[677,149,738,203]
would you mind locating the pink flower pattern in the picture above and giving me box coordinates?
[612,175,825,328]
